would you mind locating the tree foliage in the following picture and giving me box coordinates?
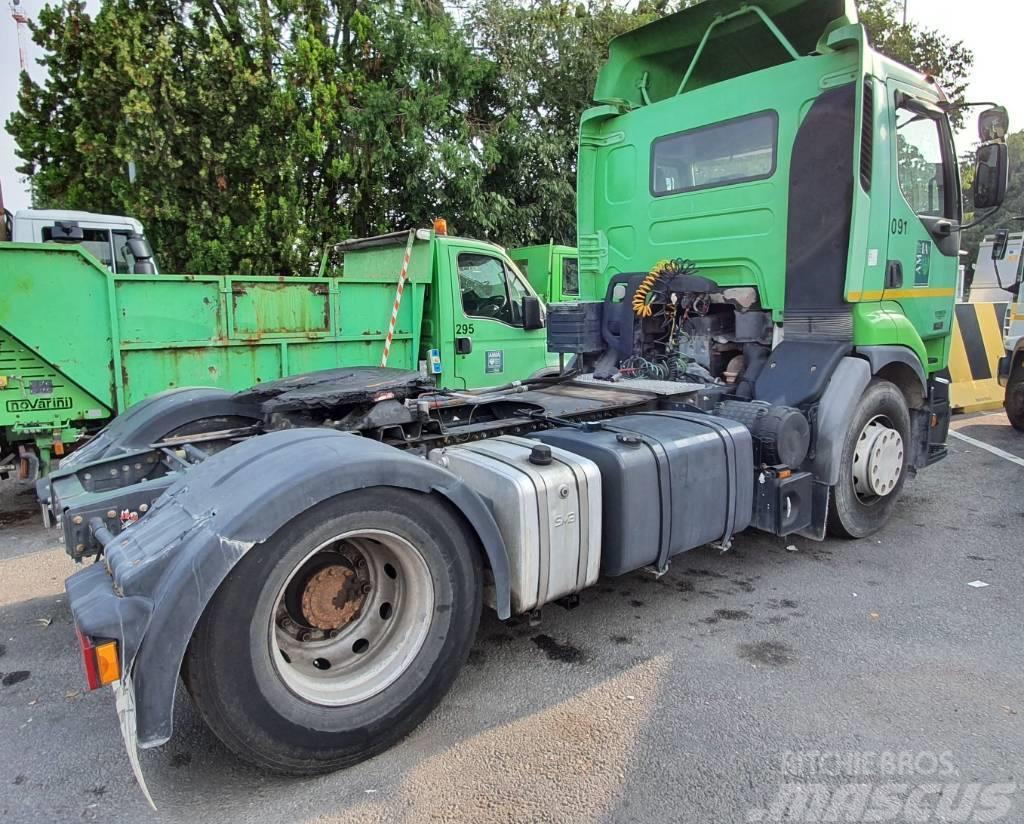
[857,0,974,127]
[7,0,977,274]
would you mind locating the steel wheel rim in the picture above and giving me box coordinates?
[269,528,435,706]
[851,414,904,504]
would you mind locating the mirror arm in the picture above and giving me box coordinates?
[960,205,1002,232]
[941,100,1001,114]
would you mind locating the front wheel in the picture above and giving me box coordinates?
[828,379,911,539]
[183,488,482,774]
[1006,368,1024,432]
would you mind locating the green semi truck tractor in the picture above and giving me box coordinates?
[48,0,1007,797]
[1,226,552,476]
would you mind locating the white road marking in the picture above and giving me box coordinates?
[948,430,1024,469]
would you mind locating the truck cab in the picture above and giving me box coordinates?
[435,235,552,389]
[576,0,1007,535]
[509,243,580,304]
[10,209,159,274]
[982,231,1024,429]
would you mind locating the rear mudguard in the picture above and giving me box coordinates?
[65,428,511,748]
[57,386,261,470]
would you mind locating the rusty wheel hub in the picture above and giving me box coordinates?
[300,565,368,631]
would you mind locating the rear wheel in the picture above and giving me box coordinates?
[183,488,482,774]
[828,380,911,539]
[1006,368,1024,432]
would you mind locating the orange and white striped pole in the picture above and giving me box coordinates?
[380,230,417,367]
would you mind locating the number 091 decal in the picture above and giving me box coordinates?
[891,218,908,235]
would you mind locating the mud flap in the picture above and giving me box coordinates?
[795,481,830,541]
[114,676,156,810]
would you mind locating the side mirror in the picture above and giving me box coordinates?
[127,234,157,274]
[127,234,152,260]
[521,296,545,331]
[978,106,1009,143]
[973,143,1008,210]
[992,229,1010,261]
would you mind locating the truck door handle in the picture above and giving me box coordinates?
[455,337,472,355]
[885,260,903,289]
[933,220,953,238]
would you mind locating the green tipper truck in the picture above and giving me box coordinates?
[1,227,551,475]
[48,0,1008,798]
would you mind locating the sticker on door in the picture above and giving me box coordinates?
[914,240,931,286]
[485,350,504,374]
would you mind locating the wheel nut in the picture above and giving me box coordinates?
[278,616,292,628]
[299,631,312,642]
[361,582,373,594]
[356,558,367,569]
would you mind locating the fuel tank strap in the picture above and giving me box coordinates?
[639,411,745,547]
[593,422,674,574]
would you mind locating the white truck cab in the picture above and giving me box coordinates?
[9,209,159,274]
[979,231,1024,430]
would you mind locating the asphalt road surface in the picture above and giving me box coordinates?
[0,411,1021,823]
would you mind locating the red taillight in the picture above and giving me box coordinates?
[76,626,101,690]
[76,628,120,690]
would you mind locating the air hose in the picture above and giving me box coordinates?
[632,258,695,318]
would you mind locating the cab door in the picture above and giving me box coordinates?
[884,81,961,347]
[446,244,548,389]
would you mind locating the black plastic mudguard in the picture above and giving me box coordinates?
[56,387,261,470]
[64,428,512,748]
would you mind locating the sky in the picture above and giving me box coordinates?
[1,0,1022,214]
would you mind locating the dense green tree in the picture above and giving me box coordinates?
[857,0,974,127]
[8,0,496,273]
[9,0,298,273]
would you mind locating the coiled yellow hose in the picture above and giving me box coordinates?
[632,259,680,318]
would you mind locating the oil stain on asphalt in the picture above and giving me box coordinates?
[738,641,795,667]
[2,670,31,686]
[532,634,585,664]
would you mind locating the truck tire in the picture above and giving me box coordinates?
[183,487,482,774]
[827,379,910,539]
[1006,369,1024,432]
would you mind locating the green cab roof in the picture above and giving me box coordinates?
[595,0,857,107]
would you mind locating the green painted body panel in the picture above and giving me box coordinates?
[433,238,555,391]
[580,46,857,318]
[851,302,928,369]
[581,0,964,378]
[0,233,551,458]
[509,244,579,303]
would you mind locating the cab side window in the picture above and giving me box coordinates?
[562,257,579,296]
[42,226,115,271]
[895,111,951,218]
[458,253,529,327]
